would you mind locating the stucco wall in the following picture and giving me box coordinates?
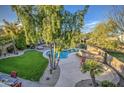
[87,45,124,76]
[110,57,124,75]
[87,45,105,57]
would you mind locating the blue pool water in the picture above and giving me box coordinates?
[46,48,79,59]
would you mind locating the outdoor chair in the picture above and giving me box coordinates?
[11,71,17,78]
[37,46,44,50]
[13,82,22,87]
[80,56,86,65]
[4,53,6,56]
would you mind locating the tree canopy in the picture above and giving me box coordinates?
[86,20,118,51]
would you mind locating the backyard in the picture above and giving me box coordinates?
[0,50,48,81]
[0,5,124,87]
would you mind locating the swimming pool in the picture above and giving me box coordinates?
[45,48,79,59]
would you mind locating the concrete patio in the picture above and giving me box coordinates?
[55,54,119,87]
[0,48,120,87]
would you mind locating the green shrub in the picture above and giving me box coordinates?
[101,80,116,87]
[15,32,26,50]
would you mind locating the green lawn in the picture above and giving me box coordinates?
[0,50,48,81]
[108,51,124,62]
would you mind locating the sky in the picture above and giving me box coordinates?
[0,5,113,32]
[64,5,113,32]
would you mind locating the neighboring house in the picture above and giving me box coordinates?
[0,42,13,55]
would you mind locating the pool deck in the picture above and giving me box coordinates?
[0,47,120,87]
[55,54,119,87]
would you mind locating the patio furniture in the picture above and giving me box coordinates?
[0,82,9,87]
[11,82,22,87]
[0,74,22,87]
[4,53,6,56]
[37,46,44,50]
[11,71,17,78]
[80,56,86,65]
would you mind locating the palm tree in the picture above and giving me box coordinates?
[80,59,104,87]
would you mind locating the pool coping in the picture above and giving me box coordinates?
[43,48,83,59]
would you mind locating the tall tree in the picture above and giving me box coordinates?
[37,5,89,69]
[12,6,37,46]
[110,6,124,34]
[12,5,89,70]
[87,20,118,52]
[87,20,118,63]
[37,6,64,69]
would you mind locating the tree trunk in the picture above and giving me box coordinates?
[1,44,3,56]
[56,57,60,69]
[90,70,97,87]
[103,52,107,64]
[102,51,124,82]
[39,38,42,45]
[102,52,124,81]
[48,52,52,69]
[51,14,56,69]
[12,36,17,54]
[55,52,60,69]
[106,64,124,80]
[49,43,53,69]
[53,43,56,70]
